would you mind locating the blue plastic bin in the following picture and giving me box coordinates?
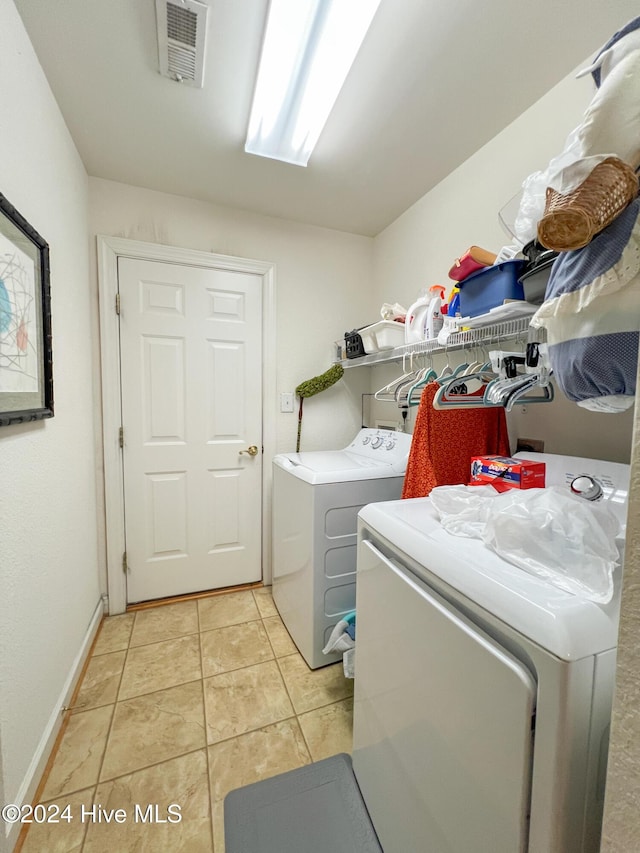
[458,259,525,318]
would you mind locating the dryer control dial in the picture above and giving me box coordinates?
[570,475,603,501]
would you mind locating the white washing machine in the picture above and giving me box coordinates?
[353,452,630,853]
[272,428,412,669]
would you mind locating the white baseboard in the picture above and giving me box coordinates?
[4,598,104,852]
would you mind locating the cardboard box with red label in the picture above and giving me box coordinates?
[470,456,546,491]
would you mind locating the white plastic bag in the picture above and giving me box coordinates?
[429,485,620,603]
[380,302,407,321]
[429,484,498,537]
[483,487,619,603]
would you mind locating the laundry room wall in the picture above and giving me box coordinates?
[88,178,372,452]
[370,62,635,463]
[0,2,101,850]
[88,178,373,587]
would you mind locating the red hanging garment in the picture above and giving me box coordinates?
[402,382,511,499]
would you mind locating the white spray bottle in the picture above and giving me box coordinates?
[425,285,445,339]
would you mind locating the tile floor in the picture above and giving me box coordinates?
[20,588,354,853]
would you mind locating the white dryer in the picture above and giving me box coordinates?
[353,452,630,853]
[272,428,412,669]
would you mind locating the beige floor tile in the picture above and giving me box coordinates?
[200,621,273,677]
[252,587,278,618]
[21,788,94,853]
[203,660,293,744]
[198,591,260,631]
[42,706,113,800]
[93,614,135,655]
[262,615,297,657]
[298,698,354,761]
[119,634,201,700]
[208,718,310,803]
[129,601,198,648]
[33,596,358,853]
[85,751,212,853]
[212,799,226,853]
[277,653,354,714]
[101,681,205,781]
[72,651,125,713]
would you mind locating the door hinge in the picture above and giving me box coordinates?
[122,551,129,574]
[119,426,124,448]
[115,292,121,315]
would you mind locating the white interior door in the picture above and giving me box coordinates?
[118,257,263,603]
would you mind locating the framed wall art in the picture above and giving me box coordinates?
[0,193,53,426]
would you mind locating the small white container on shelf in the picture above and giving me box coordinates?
[334,339,347,361]
[359,320,405,352]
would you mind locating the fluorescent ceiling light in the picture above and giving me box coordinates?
[245,0,381,167]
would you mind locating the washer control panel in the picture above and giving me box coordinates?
[346,428,412,468]
[570,475,604,502]
[514,451,630,530]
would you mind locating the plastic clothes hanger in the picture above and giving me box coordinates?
[461,359,484,376]
[432,352,499,409]
[504,376,554,411]
[484,372,529,406]
[433,354,493,395]
[434,346,455,383]
[484,341,553,408]
[374,352,420,402]
[397,352,435,400]
[484,371,554,409]
[405,365,439,406]
[432,368,497,409]
[395,357,434,404]
[436,360,472,393]
[405,347,471,405]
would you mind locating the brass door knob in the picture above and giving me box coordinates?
[239,445,259,457]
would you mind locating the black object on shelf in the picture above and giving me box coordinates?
[344,328,367,359]
[519,240,559,304]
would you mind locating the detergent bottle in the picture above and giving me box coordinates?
[447,284,461,318]
[404,292,431,343]
[425,285,445,338]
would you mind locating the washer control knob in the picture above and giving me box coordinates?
[362,436,371,445]
[385,439,396,450]
[371,436,384,449]
[570,475,603,501]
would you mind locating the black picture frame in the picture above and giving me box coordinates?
[0,193,53,426]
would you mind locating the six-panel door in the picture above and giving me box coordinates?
[118,257,263,602]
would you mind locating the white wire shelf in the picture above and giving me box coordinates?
[339,316,535,368]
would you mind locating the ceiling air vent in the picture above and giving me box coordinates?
[156,0,208,87]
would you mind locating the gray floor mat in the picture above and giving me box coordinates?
[224,752,382,853]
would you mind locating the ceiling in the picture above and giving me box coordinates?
[14,0,639,236]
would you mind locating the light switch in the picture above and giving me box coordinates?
[280,392,294,413]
